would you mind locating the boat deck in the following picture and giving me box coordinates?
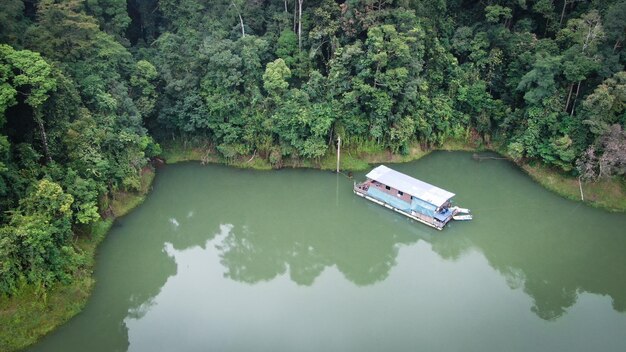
[354,182,449,230]
[353,166,472,230]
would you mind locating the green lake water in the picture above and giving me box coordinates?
[28,152,626,352]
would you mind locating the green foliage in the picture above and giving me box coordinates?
[604,1,626,50]
[63,169,100,225]
[25,0,102,62]
[0,54,18,118]
[1,1,154,298]
[508,141,525,161]
[517,53,561,105]
[485,5,512,25]
[271,89,334,159]
[263,58,292,96]
[0,180,79,295]
[582,71,626,135]
[0,0,26,46]
[0,44,56,110]
[85,0,132,38]
[130,60,158,118]
[276,30,298,67]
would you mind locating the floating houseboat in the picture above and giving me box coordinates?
[353,165,472,230]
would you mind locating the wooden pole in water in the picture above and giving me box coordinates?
[336,135,341,173]
[578,176,584,201]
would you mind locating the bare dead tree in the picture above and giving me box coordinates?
[598,124,626,178]
[577,145,599,180]
[579,124,626,180]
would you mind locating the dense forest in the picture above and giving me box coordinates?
[0,0,625,297]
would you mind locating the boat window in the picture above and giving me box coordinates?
[385,185,391,190]
[398,191,403,196]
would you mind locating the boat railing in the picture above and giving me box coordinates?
[354,181,369,193]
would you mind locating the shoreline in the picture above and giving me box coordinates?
[0,169,156,352]
[161,141,626,212]
[3,143,625,351]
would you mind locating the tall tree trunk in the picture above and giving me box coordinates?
[34,111,52,164]
[238,12,245,38]
[374,62,380,87]
[570,80,582,117]
[284,0,288,13]
[565,83,574,112]
[574,80,582,99]
[293,1,297,32]
[298,0,303,51]
[231,2,245,38]
[567,12,600,114]
[560,0,568,27]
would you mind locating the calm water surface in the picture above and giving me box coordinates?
[29,152,626,352]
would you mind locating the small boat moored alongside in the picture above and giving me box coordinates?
[354,165,472,230]
[451,206,472,221]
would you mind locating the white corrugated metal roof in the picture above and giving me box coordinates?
[365,165,455,207]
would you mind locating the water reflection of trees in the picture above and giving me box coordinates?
[216,194,626,322]
[217,207,421,287]
[427,207,626,321]
[27,218,180,352]
[27,161,626,352]
[416,154,626,321]
[26,173,212,352]
[162,163,626,327]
